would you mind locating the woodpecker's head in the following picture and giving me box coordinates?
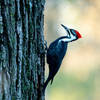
[61,24,82,42]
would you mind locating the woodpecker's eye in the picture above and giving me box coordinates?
[70,29,77,36]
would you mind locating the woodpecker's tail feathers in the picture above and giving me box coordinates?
[43,78,49,93]
[43,75,53,93]
[50,78,54,85]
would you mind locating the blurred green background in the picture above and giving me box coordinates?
[44,0,100,100]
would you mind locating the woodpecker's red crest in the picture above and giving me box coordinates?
[74,30,82,39]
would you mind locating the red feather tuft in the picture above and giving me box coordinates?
[75,30,82,38]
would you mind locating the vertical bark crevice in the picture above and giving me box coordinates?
[15,0,23,99]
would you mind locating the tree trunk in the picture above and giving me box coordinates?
[0,0,45,100]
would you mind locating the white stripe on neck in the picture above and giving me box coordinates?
[59,33,76,43]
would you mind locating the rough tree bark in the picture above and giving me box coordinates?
[0,0,45,100]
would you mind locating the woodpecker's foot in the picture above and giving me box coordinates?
[44,40,47,51]
[44,40,47,54]
[39,40,47,55]
[50,78,54,85]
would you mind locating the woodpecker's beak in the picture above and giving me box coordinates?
[61,24,70,37]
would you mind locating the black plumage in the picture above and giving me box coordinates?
[43,36,68,91]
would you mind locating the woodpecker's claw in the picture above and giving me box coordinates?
[44,40,47,50]
[39,40,47,55]
[44,40,47,54]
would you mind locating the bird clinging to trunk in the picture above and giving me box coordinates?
[43,24,82,92]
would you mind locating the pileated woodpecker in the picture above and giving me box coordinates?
[43,24,82,92]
